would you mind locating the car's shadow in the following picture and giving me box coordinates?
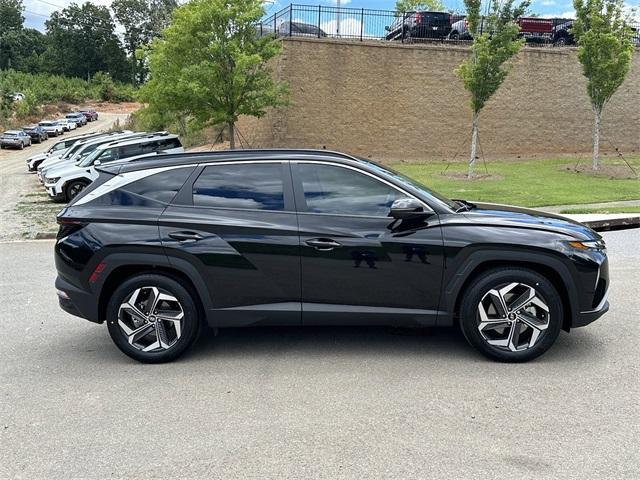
[37,323,605,366]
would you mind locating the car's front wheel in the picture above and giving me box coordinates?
[106,274,201,363]
[459,267,562,362]
[64,180,89,201]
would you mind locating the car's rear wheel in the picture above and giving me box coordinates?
[106,274,201,363]
[459,268,562,362]
[19,142,24,150]
[65,180,89,201]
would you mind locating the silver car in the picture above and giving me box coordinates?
[1,130,32,149]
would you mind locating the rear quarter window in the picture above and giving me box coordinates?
[90,167,195,207]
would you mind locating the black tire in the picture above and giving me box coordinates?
[459,267,563,362]
[450,31,460,40]
[19,142,24,150]
[64,180,89,201]
[106,274,201,363]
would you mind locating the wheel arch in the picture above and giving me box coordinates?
[94,254,213,325]
[442,255,578,332]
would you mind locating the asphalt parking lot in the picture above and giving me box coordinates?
[1,229,639,479]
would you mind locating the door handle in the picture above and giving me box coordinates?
[305,238,342,251]
[168,231,203,242]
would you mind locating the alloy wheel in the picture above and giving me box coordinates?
[118,286,184,352]
[477,282,550,352]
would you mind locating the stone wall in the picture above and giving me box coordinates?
[238,37,640,162]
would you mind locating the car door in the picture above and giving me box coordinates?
[292,161,445,326]
[159,160,301,327]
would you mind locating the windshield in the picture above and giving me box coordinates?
[357,157,458,210]
[63,143,85,159]
[3,132,17,137]
[78,148,101,167]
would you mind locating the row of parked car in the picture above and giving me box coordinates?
[0,109,99,150]
[261,12,639,46]
[27,130,184,202]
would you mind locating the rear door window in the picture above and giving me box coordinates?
[192,163,285,211]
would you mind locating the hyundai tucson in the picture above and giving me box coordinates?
[54,150,609,363]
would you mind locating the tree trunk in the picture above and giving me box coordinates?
[469,111,479,179]
[592,107,601,171]
[228,122,235,150]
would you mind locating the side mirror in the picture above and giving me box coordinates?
[384,26,390,31]
[389,198,430,219]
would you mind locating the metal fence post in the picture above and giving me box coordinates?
[360,8,364,41]
[318,5,321,38]
[401,12,406,43]
[289,4,293,37]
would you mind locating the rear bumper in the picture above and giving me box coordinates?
[55,275,102,323]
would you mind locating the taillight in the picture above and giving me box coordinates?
[89,262,106,283]
[415,13,422,24]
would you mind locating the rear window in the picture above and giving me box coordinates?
[91,167,194,207]
[192,163,285,211]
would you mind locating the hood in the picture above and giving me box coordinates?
[462,202,600,240]
[40,156,73,171]
[44,162,85,179]
[28,152,48,162]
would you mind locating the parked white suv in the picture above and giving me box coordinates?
[38,131,136,182]
[26,133,105,171]
[44,133,183,201]
[39,120,64,137]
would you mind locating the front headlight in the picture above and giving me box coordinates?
[567,239,606,251]
[46,177,60,184]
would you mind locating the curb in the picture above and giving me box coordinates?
[581,216,640,232]
[34,232,57,240]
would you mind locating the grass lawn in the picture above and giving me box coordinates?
[559,206,640,214]
[393,157,640,208]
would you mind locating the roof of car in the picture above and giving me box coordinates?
[100,149,362,174]
[3,130,22,134]
[94,133,179,151]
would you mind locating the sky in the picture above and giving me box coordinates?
[22,0,640,32]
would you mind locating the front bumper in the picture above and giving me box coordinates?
[45,182,65,200]
[573,282,610,327]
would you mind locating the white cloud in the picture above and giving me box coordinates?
[325,0,352,5]
[539,0,557,6]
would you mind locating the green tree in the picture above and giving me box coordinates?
[42,2,129,82]
[0,29,46,71]
[572,0,634,170]
[395,0,445,12]
[139,0,288,149]
[455,0,529,178]
[112,0,178,85]
[0,0,24,33]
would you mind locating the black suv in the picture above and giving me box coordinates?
[55,150,609,363]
